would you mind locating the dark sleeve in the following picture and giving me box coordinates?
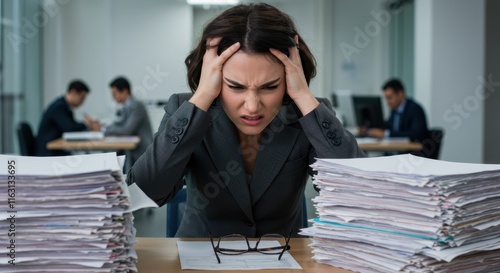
[389,105,427,141]
[298,99,365,192]
[299,98,366,165]
[52,107,87,132]
[126,94,210,205]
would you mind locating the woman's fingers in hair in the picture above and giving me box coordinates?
[204,37,222,60]
[268,38,301,69]
[270,47,306,89]
[289,35,302,65]
[270,46,318,115]
[269,48,294,69]
[269,48,288,64]
[204,37,240,64]
[193,39,240,110]
[205,37,222,50]
[218,42,241,63]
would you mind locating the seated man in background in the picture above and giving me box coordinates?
[103,77,153,165]
[361,78,428,141]
[36,80,100,156]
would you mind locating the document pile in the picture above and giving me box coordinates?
[0,153,137,272]
[63,131,105,141]
[301,154,500,273]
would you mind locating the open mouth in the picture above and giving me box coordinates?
[241,115,264,126]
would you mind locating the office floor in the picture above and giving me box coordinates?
[133,207,167,237]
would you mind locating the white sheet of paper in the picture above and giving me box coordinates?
[315,154,500,177]
[126,183,159,212]
[177,241,302,270]
[0,152,121,176]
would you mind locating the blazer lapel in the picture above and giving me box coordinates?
[249,115,300,205]
[203,107,254,221]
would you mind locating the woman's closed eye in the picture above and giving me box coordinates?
[228,85,245,90]
[224,77,281,92]
[261,85,279,90]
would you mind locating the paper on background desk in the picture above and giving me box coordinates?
[62,131,104,140]
[105,136,141,143]
[177,241,302,270]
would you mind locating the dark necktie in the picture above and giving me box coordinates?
[393,111,400,132]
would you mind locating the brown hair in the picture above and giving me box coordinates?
[185,3,317,103]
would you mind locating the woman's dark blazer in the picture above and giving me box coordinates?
[128,93,365,237]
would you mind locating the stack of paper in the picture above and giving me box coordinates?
[301,154,500,273]
[63,131,105,141]
[0,153,137,272]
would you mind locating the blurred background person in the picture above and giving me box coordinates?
[36,80,100,156]
[360,78,428,142]
[103,76,153,167]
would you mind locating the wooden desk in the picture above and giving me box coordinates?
[135,237,352,273]
[46,137,140,151]
[357,139,422,152]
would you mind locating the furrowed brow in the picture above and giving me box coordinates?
[223,77,281,88]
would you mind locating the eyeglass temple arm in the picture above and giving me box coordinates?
[278,229,293,260]
[209,232,221,264]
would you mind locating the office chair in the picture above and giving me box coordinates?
[412,128,444,160]
[166,187,187,237]
[17,122,37,156]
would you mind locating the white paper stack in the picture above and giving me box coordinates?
[63,131,105,141]
[0,153,137,273]
[301,154,500,273]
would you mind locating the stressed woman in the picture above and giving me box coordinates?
[128,3,365,238]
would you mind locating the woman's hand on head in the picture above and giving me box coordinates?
[189,37,240,112]
[269,35,319,116]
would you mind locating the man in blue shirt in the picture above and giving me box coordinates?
[363,78,428,141]
[36,80,99,156]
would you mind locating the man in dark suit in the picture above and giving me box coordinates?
[364,78,428,141]
[103,77,153,165]
[36,80,99,156]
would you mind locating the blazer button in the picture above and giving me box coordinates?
[243,221,253,227]
[180,118,189,126]
[322,120,330,129]
[326,130,336,139]
[171,135,180,144]
[174,127,183,135]
[332,137,342,146]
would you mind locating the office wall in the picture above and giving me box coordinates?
[43,0,192,126]
[0,0,42,154]
[415,0,485,163]
[330,0,390,96]
[483,0,500,164]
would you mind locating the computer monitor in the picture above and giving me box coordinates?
[352,95,385,129]
[334,90,356,127]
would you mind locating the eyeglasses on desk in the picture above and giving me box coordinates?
[208,230,292,264]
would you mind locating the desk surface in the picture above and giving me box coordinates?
[357,139,422,151]
[135,237,352,273]
[46,137,139,151]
